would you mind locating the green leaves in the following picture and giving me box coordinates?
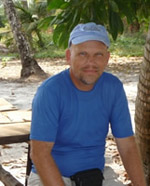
[47,0,67,10]
[45,0,149,48]
[52,9,80,48]
[109,11,124,40]
[47,0,83,48]
[38,16,54,30]
[108,1,124,40]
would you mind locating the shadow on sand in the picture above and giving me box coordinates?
[103,166,125,186]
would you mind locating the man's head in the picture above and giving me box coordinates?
[66,22,110,91]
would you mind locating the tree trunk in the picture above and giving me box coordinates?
[2,0,46,78]
[135,26,150,185]
[0,164,23,186]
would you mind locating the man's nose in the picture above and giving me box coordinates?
[87,56,95,64]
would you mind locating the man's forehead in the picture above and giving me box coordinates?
[71,40,108,50]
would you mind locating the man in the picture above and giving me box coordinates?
[28,22,146,186]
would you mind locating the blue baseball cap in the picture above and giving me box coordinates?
[69,22,110,48]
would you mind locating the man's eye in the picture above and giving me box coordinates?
[79,52,86,56]
[96,52,103,56]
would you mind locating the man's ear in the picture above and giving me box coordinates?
[105,51,110,66]
[65,49,71,65]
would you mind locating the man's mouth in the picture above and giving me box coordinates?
[82,67,98,74]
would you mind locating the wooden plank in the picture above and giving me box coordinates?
[0,98,16,112]
[0,122,30,145]
[0,112,11,123]
[1,110,31,124]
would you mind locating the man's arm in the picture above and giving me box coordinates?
[115,136,146,186]
[30,140,65,186]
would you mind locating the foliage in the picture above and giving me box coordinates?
[1,0,149,54]
[0,3,13,45]
[0,16,5,28]
[3,31,145,59]
[34,31,147,58]
[0,25,15,50]
[0,4,6,40]
[34,44,65,58]
[38,0,150,49]
[32,30,65,58]
[13,0,50,48]
[135,0,150,21]
[110,32,146,56]
[0,52,19,59]
[0,1,50,49]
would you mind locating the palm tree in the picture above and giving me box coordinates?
[15,1,48,49]
[135,25,150,185]
[2,0,46,78]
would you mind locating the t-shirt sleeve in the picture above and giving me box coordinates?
[30,85,60,142]
[110,82,134,138]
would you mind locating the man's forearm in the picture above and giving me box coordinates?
[122,147,146,186]
[30,140,65,186]
[33,153,65,186]
[116,136,146,186]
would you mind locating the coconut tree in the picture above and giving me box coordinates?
[135,25,150,185]
[14,1,48,49]
[2,0,46,78]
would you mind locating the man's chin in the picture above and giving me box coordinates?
[80,78,98,85]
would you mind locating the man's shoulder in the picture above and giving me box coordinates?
[41,69,69,89]
[34,69,70,101]
[102,72,122,85]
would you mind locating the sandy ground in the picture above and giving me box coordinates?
[0,56,143,185]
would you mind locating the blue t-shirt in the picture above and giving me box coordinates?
[30,69,133,177]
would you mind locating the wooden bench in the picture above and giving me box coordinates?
[0,98,31,186]
[0,98,31,145]
[0,123,31,186]
[0,122,30,145]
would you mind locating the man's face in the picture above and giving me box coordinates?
[66,40,110,91]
